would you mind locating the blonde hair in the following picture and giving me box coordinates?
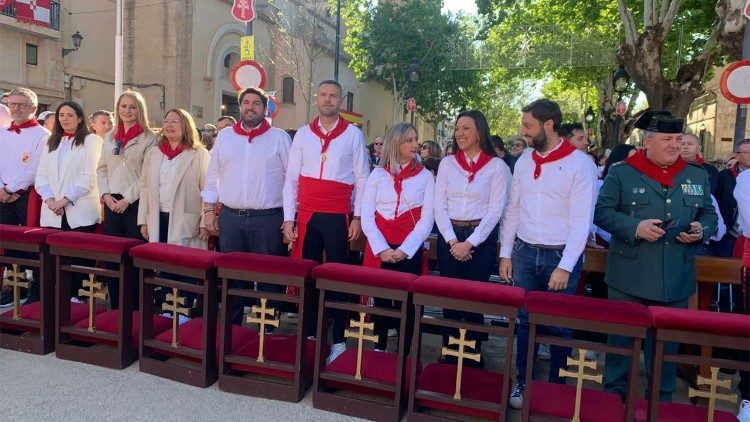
[115,90,150,130]
[159,108,201,149]
[380,122,417,175]
[9,87,38,107]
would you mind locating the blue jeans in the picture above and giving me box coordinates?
[512,238,582,386]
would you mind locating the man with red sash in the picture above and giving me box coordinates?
[282,80,370,364]
[499,99,595,409]
[202,86,291,324]
[0,87,48,307]
[595,111,717,403]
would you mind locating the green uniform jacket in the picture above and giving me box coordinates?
[594,161,718,302]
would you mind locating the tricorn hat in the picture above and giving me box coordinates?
[633,110,684,134]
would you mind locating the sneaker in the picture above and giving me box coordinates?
[70,297,85,304]
[509,383,524,410]
[161,312,190,325]
[326,342,346,365]
[738,400,750,422]
[538,344,551,361]
[585,349,597,360]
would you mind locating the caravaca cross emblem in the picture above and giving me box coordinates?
[232,0,255,23]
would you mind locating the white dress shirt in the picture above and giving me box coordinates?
[159,155,181,213]
[434,152,511,247]
[283,120,370,221]
[361,166,435,258]
[36,135,89,203]
[499,142,595,272]
[0,123,48,192]
[201,124,291,210]
[734,170,750,237]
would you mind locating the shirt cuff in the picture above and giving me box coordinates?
[36,185,54,201]
[499,245,513,259]
[201,191,218,204]
[65,186,88,203]
[557,255,576,273]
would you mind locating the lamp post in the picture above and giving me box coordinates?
[584,106,595,124]
[612,65,631,145]
[405,58,421,125]
[62,31,83,57]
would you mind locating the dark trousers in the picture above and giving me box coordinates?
[437,224,498,365]
[102,195,141,309]
[512,238,582,385]
[373,247,422,350]
[301,212,352,344]
[0,191,29,225]
[59,215,97,299]
[604,287,688,402]
[157,212,198,310]
[219,207,285,325]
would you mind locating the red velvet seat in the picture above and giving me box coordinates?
[2,301,101,332]
[312,262,416,290]
[530,381,625,422]
[72,310,172,348]
[416,363,506,420]
[649,306,750,339]
[634,399,738,422]
[324,349,417,399]
[231,335,320,380]
[525,290,652,327]
[130,243,221,270]
[47,231,143,255]
[214,252,317,277]
[153,318,258,362]
[413,275,526,308]
[0,225,60,244]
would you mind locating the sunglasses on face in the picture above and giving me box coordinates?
[373,142,383,146]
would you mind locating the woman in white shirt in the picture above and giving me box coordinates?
[361,122,434,350]
[36,101,103,300]
[434,109,511,362]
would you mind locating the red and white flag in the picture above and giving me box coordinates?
[16,0,51,27]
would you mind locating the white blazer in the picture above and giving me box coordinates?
[36,134,103,229]
[137,145,210,249]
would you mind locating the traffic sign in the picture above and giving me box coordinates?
[240,36,254,60]
[744,0,750,20]
[230,60,267,91]
[266,95,279,119]
[720,60,750,104]
[232,0,255,23]
[406,97,417,112]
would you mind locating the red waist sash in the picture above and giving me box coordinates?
[363,207,421,268]
[291,175,353,259]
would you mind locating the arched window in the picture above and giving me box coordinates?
[222,52,239,78]
[282,76,295,103]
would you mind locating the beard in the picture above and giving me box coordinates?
[242,113,263,129]
[318,105,338,117]
[531,130,547,152]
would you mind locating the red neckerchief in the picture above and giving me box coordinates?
[384,161,423,216]
[158,141,185,160]
[114,122,144,149]
[309,116,349,156]
[233,119,271,143]
[7,119,40,134]
[531,139,576,179]
[694,155,705,165]
[455,150,492,182]
[62,132,76,138]
[730,163,740,178]
[625,149,687,188]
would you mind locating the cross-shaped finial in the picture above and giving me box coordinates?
[78,273,108,332]
[688,367,738,422]
[343,311,378,380]
[245,298,279,362]
[4,264,29,320]
[440,328,481,400]
[162,288,189,347]
[559,348,603,422]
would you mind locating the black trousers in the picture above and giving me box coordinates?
[102,195,140,309]
[301,212,353,344]
[436,223,498,365]
[59,215,97,299]
[372,246,421,350]
[156,212,198,311]
[0,191,29,225]
[218,207,286,325]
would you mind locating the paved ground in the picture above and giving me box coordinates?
[0,312,742,421]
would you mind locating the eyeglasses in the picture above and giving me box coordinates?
[373,142,383,146]
[6,102,32,109]
[112,140,123,156]
[420,145,429,150]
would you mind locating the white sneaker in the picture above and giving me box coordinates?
[509,383,524,410]
[70,297,84,304]
[738,400,750,422]
[538,344,551,361]
[326,342,346,365]
[161,312,190,325]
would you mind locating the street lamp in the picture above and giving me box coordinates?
[612,65,630,100]
[62,31,84,57]
[584,106,595,123]
[405,58,421,125]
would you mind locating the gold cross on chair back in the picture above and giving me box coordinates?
[78,274,109,332]
[162,288,189,347]
[343,311,378,380]
[559,348,603,422]
[688,367,737,422]
[441,328,482,400]
[5,264,29,320]
[245,298,279,362]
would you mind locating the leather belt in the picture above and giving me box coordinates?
[450,219,481,228]
[223,206,283,217]
[522,240,565,251]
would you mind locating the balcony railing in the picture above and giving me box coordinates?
[1,1,60,30]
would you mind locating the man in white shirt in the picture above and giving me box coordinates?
[499,99,595,409]
[202,87,291,324]
[282,80,370,364]
[734,169,750,418]
[0,87,49,307]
